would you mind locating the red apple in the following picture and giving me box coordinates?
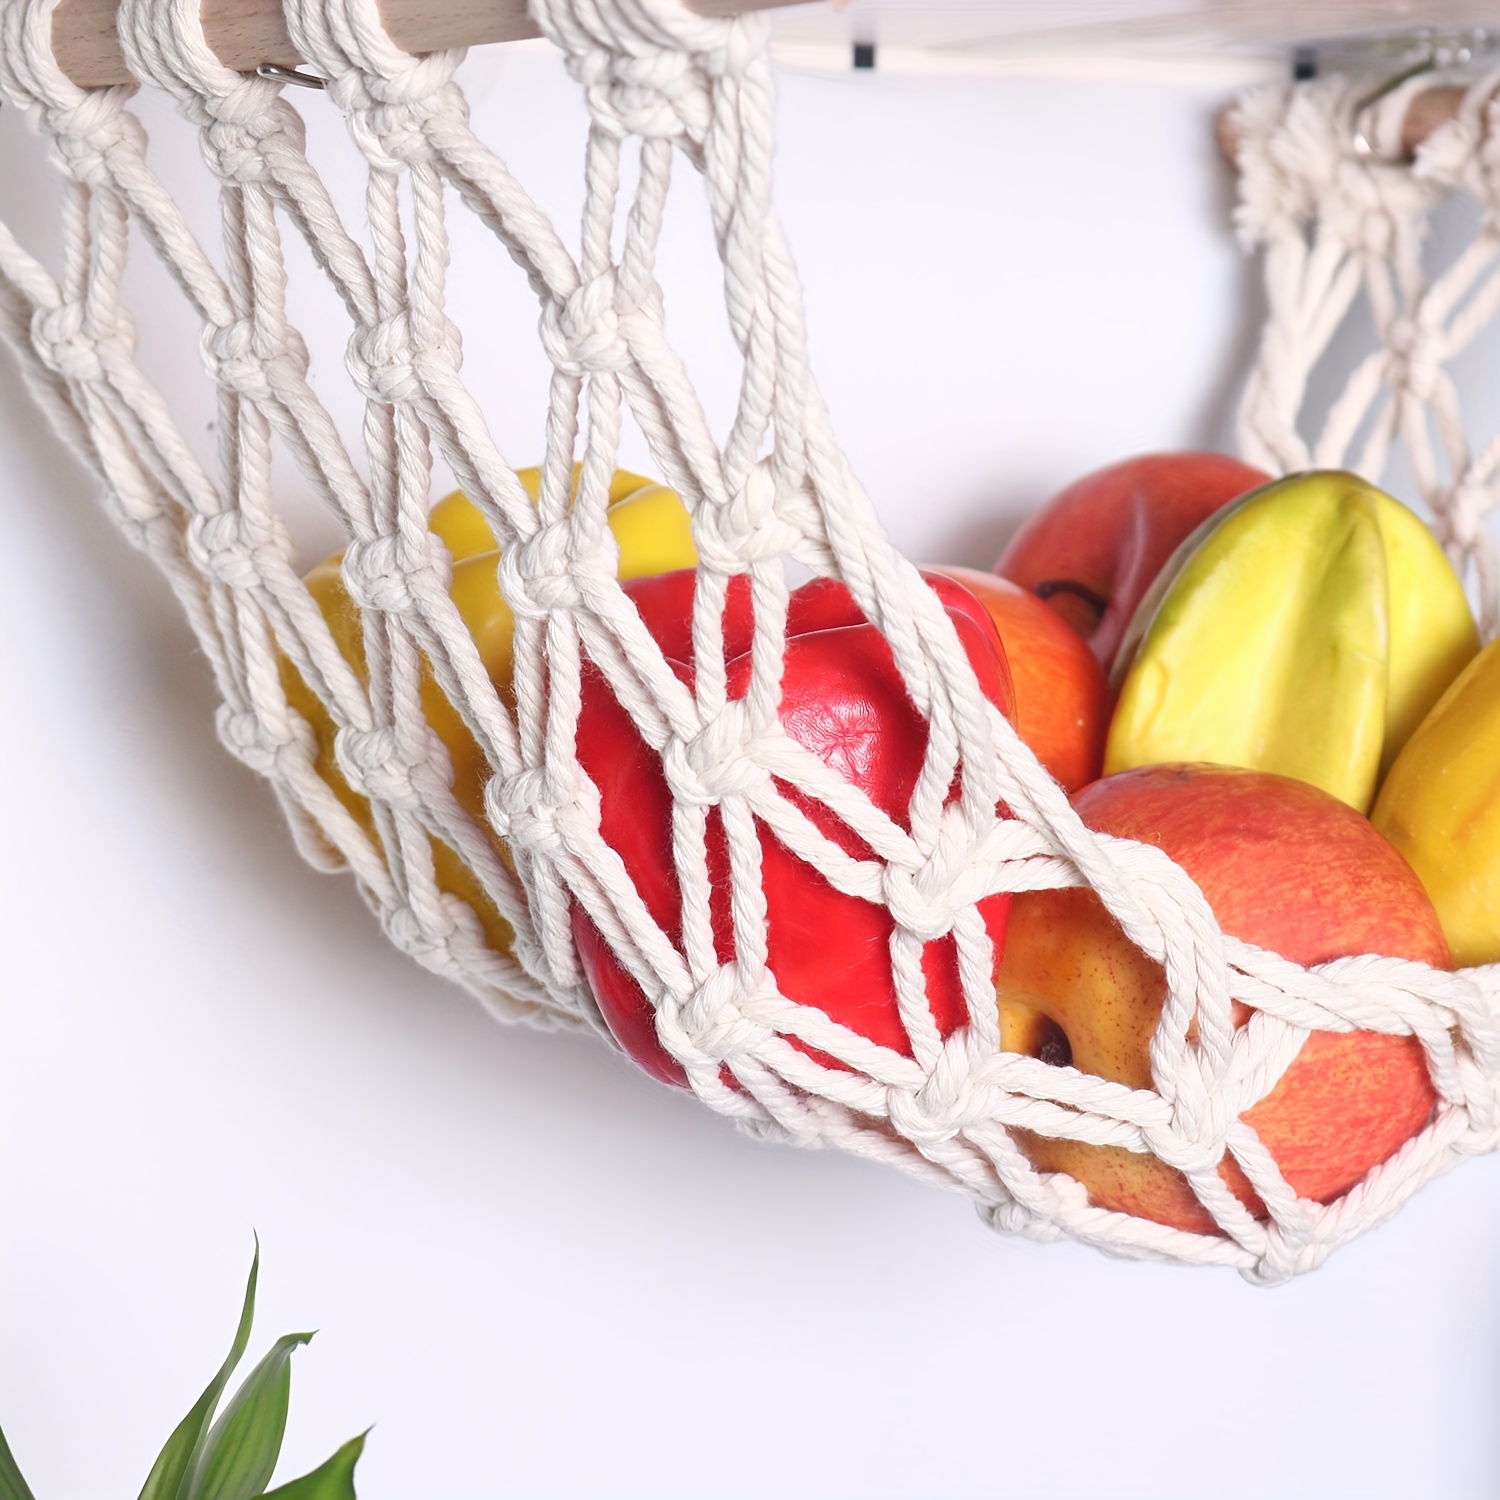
[929,566,1112,792]
[572,570,1015,1087]
[997,763,1446,1234]
[996,452,1272,672]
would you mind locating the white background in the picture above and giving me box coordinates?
[2,26,1498,1500]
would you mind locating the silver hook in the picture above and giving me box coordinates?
[256,63,327,90]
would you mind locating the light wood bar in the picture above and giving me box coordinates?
[42,0,1482,163]
[1215,84,1470,164]
[50,0,809,87]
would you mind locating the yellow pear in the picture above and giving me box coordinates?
[1372,639,1500,967]
[1106,472,1478,813]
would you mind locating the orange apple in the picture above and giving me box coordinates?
[997,763,1447,1234]
[929,565,1112,792]
[995,452,1271,672]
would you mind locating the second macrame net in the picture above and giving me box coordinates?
[1,0,1496,1282]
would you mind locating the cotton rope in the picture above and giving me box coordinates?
[0,0,1495,1282]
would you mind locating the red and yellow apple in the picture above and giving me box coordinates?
[997,763,1447,1234]
[929,565,1112,792]
[995,451,1271,672]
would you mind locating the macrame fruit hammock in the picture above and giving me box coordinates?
[1,0,1496,1283]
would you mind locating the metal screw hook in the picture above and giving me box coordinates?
[256,63,327,90]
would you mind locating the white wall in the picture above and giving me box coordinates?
[2,37,1496,1500]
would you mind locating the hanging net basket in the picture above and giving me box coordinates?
[1,0,1496,1283]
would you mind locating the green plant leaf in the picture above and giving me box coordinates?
[139,1241,262,1500]
[261,1432,367,1500]
[185,1328,314,1500]
[0,1424,39,1500]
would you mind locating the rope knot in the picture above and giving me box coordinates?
[539,270,629,375]
[692,461,802,570]
[383,897,463,975]
[362,102,431,165]
[31,300,114,383]
[1141,1125,1229,1185]
[44,100,143,189]
[332,73,463,170]
[495,523,611,619]
[485,765,587,856]
[1385,314,1442,402]
[879,861,958,944]
[215,704,316,777]
[335,723,450,807]
[673,965,772,1065]
[199,110,282,183]
[699,21,764,80]
[341,528,450,614]
[200,317,307,400]
[660,701,768,807]
[187,509,286,591]
[1428,474,1493,559]
[1142,1062,1238,1182]
[569,45,707,141]
[886,1075,975,1146]
[347,314,426,405]
[174,73,304,182]
[324,42,462,109]
[880,803,989,942]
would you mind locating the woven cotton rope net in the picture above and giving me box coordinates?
[0,0,1496,1283]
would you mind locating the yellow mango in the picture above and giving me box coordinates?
[1106,473,1390,808]
[1370,495,1482,776]
[1106,472,1478,813]
[280,471,697,962]
[1372,639,1500,966]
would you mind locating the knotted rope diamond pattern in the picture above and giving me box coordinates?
[1,0,1495,1280]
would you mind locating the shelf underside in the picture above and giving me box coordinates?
[766,2,1498,77]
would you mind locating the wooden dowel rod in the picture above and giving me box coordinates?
[1215,84,1470,164]
[42,0,1488,166]
[49,0,809,88]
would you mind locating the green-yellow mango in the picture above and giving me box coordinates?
[1105,472,1478,813]
[1372,638,1500,967]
